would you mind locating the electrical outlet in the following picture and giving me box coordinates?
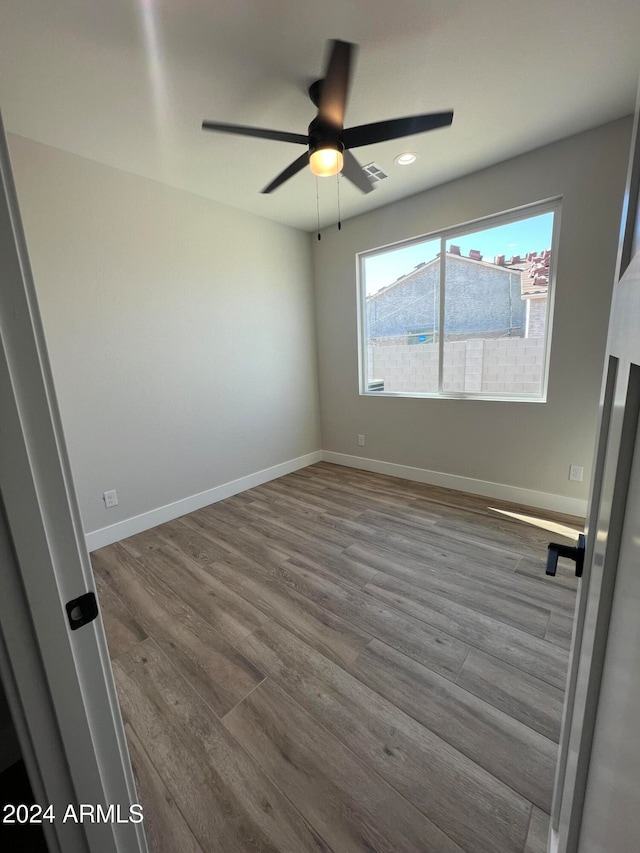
[358,434,365,446]
[569,465,584,483]
[103,489,118,508]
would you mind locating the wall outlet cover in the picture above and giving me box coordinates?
[103,489,118,508]
[569,465,584,482]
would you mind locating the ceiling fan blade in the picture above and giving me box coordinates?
[261,152,310,193]
[318,40,354,128]
[343,111,454,149]
[202,120,308,146]
[341,150,373,194]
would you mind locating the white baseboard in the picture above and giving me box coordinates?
[86,446,586,551]
[321,451,588,518]
[85,451,322,552]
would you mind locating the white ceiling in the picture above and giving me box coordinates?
[1,0,639,232]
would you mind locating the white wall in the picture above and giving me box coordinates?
[9,135,320,539]
[313,119,632,512]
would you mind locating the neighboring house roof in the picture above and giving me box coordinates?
[507,249,551,299]
[367,247,551,303]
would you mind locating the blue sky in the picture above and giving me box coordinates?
[363,212,554,295]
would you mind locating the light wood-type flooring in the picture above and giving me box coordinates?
[91,462,581,853]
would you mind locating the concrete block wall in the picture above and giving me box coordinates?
[481,337,544,394]
[368,336,544,395]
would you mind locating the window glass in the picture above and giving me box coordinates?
[364,238,439,393]
[442,213,553,396]
[359,204,557,401]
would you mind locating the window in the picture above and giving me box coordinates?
[359,200,559,401]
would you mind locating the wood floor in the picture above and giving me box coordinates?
[91,462,580,853]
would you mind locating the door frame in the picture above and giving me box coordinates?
[0,110,147,853]
[550,86,640,852]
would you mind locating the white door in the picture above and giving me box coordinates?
[0,111,147,853]
[551,91,640,852]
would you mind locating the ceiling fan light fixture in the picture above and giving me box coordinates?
[309,144,344,177]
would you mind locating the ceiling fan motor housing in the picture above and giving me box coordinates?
[308,116,344,157]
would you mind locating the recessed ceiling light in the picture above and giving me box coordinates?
[395,152,417,166]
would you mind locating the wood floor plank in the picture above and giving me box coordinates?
[304,477,422,511]
[205,555,372,668]
[340,517,522,575]
[224,678,464,853]
[118,516,232,563]
[93,545,265,717]
[221,500,363,562]
[117,528,167,559]
[350,539,553,619]
[240,491,330,524]
[269,548,379,591]
[236,620,532,853]
[114,640,332,853]
[153,517,232,564]
[345,473,578,559]
[235,503,355,553]
[125,722,205,853]
[364,502,443,528]
[259,555,470,680]
[93,571,147,661]
[356,556,552,638]
[347,540,577,617]
[136,544,268,646]
[386,474,582,527]
[252,479,363,518]
[427,504,575,560]
[456,650,565,741]
[249,481,330,514]
[524,807,551,853]
[182,511,292,567]
[283,472,421,513]
[545,610,575,650]
[349,639,558,811]
[364,571,568,688]
[359,507,443,543]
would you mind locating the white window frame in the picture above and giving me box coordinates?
[357,197,562,402]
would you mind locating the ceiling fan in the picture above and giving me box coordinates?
[202,39,453,195]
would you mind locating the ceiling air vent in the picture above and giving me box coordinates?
[362,162,389,184]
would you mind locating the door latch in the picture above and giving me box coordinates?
[65,592,99,630]
[546,533,586,578]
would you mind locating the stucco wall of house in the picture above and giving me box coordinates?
[445,259,524,336]
[313,117,631,505]
[368,260,440,341]
[367,254,525,342]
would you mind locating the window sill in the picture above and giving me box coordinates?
[360,390,547,403]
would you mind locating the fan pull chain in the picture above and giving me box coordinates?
[336,169,342,231]
[316,176,321,241]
